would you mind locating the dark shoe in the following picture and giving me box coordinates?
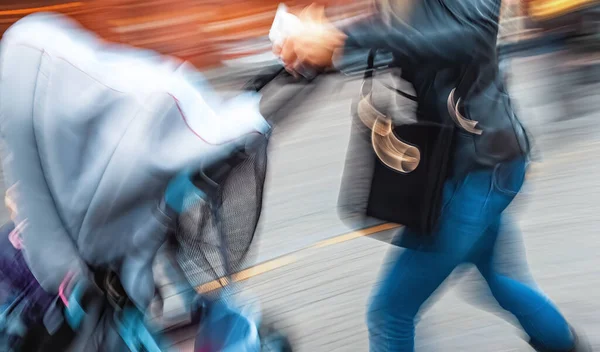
[529,326,592,352]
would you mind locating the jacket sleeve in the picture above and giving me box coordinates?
[341,0,500,68]
[0,40,88,294]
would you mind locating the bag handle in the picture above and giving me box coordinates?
[362,49,482,135]
[447,63,483,135]
[357,50,421,174]
[361,50,417,102]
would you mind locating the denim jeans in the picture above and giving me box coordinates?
[366,157,575,351]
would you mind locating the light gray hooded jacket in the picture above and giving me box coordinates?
[0,12,270,310]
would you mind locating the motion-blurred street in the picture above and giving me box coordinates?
[1,1,600,351]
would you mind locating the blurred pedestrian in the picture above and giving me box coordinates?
[274,1,590,351]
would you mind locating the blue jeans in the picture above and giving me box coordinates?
[367,157,574,351]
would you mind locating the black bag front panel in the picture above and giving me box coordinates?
[365,122,454,234]
[337,49,455,236]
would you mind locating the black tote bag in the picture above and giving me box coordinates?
[338,51,455,235]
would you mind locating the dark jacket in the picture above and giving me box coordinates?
[341,0,530,175]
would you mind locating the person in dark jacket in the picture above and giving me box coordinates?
[275,1,589,351]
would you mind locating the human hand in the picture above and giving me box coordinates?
[274,4,346,74]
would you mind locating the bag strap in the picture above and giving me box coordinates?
[447,62,484,135]
[360,50,443,129]
[362,50,485,136]
[361,50,417,103]
[357,50,421,174]
[360,50,376,98]
[363,50,479,105]
[455,62,478,101]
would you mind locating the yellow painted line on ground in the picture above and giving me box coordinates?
[194,140,600,293]
[311,223,401,249]
[196,255,298,293]
[195,222,400,293]
[0,2,83,16]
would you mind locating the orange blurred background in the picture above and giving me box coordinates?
[0,0,367,69]
[2,1,599,69]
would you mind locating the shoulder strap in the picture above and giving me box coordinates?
[360,50,376,97]
[455,63,477,101]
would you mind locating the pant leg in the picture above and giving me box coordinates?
[367,240,468,352]
[474,219,574,351]
[367,160,523,352]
